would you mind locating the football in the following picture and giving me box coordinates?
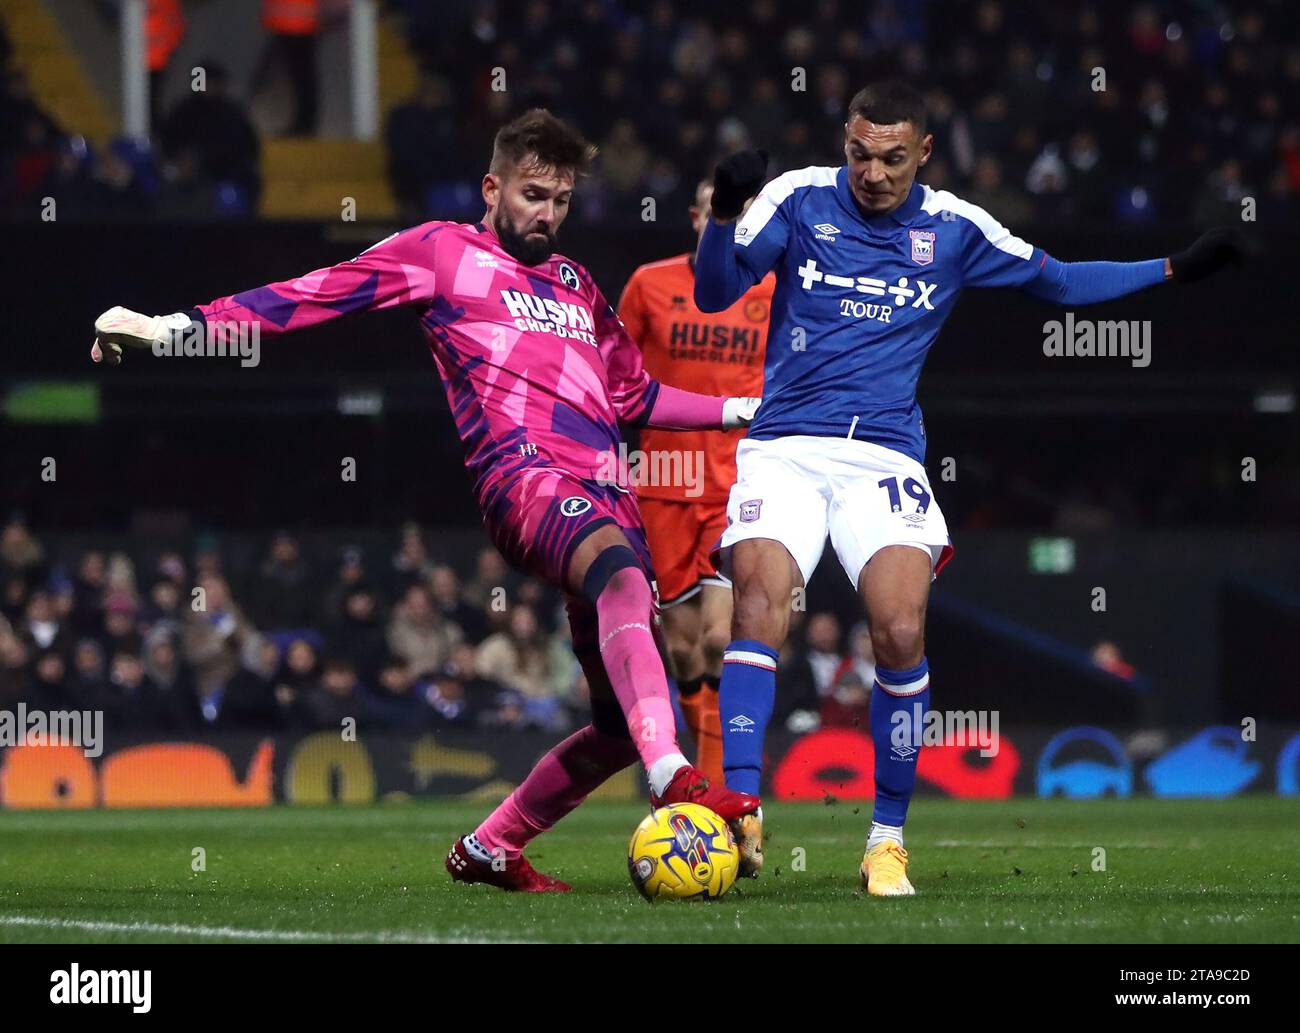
[627,803,740,901]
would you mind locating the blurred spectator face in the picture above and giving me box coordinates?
[843,112,931,215]
[379,660,413,696]
[507,605,538,643]
[450,642,477,674]
[36,652,66,685]
[151,580,180,614]
[429,565,459,603]
[807,613,841,653]
[402,585,434,623]
[198,574,231,611]
[4,578,26,610]
[399,525,427,566]
[26,591,55,624]
[476,548,506,583]
[158,552,186,584]
[74,640,104,678]
[0,632,28,669]
[79,552,106,585]
[270,534,299,566]
[256,639,281,677]
[345,589,376,622]
[149,638,178,674]
[286,639,317,675]
[973,155,1002,190]
[111,653,144,690]
[104,603,136,638]
[322,662,357,697]
[340,550,365,584]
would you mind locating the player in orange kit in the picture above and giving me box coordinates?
[618,178,774,787]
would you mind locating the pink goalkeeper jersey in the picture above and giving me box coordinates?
[196,220,660,498]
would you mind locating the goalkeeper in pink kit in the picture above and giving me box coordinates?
[91,109,761,892]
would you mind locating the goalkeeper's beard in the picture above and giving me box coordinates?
[494,210,556,266]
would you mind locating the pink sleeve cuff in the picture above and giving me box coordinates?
[645,383,725,430]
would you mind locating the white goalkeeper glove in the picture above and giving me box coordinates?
[722,396,761,429]
[91,306,192,365]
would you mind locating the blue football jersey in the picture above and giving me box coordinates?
[727,166,1048,463]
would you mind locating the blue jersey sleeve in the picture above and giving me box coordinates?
[957,205,1046,290]
[695,174,792,312]
[957,200,1167,304]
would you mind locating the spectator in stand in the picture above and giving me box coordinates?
[20,590,67,654]
[389,522,433,595]
[474,604,572,729]
[831,622,877,696]
[332,585,387,686]
[428,564,486,644]
[321,546,369,625]
[223,637,285,728]
[100,590,143,661]
[821,671,871,729]
[145,0,186,129]
[386,69,459,219]
[182,573,256,704]
[252,532,314,629]
[140,633,195,729]
[0,515,45,582]
[70,638,107,706]
[259,0,321,136]
[159,61,261,209]
[461,547,512,611]
[386,582,462,678]
[296,656,367,729]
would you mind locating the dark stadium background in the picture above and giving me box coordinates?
[1,0,1298,807]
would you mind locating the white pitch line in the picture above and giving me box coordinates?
[932,840,1174,849]
[0,915,528,944]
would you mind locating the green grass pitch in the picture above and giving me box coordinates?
[1,798,1296,943]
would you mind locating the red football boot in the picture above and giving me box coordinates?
[650,764,761,823]
[445,836,571,893]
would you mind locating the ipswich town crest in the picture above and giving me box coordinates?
[909,230,936,265]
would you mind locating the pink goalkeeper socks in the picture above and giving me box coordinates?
[593,570,681,771]
[474,725,638,858]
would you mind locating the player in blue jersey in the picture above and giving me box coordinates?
[694,81,1243,894]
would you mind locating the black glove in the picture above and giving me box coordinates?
[710,149,769,221]
[1168,228,1244,283]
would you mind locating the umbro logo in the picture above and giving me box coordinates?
[728,715,756,733]
[813,222,841,242]
[891,744,918,760]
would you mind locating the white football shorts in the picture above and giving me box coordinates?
[712,435,954,587]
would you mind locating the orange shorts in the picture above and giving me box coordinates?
[638,496,730,608]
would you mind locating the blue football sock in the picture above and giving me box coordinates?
[719,639,778,795]
[871,658,931,827]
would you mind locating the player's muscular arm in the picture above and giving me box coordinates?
[91,228,439,365]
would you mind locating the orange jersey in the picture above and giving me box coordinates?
[618,253,773,503]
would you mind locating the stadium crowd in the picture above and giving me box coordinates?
[0,514,870,737]
[3,1,1299,224]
